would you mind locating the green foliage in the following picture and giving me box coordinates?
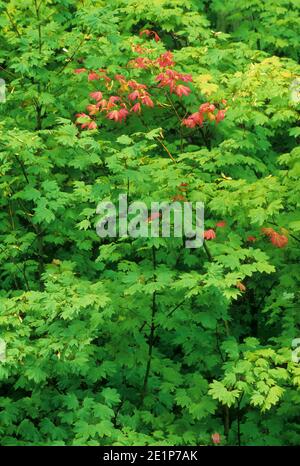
[0,0,299,446]
[209,0,300,60]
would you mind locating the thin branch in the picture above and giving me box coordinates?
[57,35,87,75]
[215,325,226,363]
[34,0,42,54]
[237,392,244,446]
[290,233,300,244]
[140,247,157,405]
[156,137,176,163]
[203,241,213,261]
[165,296,187,320]
[164,93,185,152]
[0,65,16,78]
[224,405,230,438]
[5,10,21,38]
[138,114,177,163]
[13,154,29,183]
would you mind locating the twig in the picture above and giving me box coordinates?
[5,10,21,38]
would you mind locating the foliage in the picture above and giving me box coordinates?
[0,0,299,446]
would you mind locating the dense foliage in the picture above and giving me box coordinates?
[0,0,299,446]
